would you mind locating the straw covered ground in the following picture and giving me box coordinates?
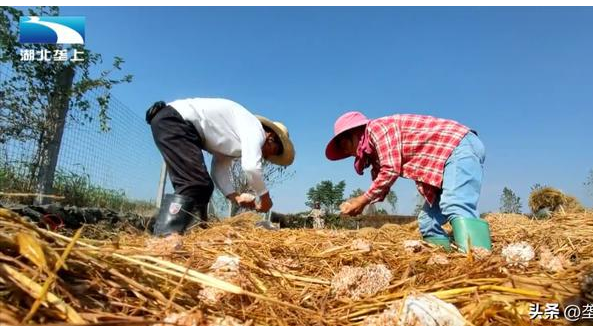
[0,208,592,325]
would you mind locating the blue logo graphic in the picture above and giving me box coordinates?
[19,16,85,44]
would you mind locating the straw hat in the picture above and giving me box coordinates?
[256,115,295,166]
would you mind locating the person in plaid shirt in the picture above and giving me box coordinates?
[325,111,492,252]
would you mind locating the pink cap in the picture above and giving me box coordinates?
[325,111,370,160]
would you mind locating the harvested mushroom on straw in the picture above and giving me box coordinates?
[471,247,492,261]
[1,207,593,326]
[339,201,352,214]
[427,254,449,266]
[238,193,256,202]
[502,242,535,268]
[350,239,372,252]
[403,240,424,253]
[145,233,183,254]
[210,255,240,272]
[538,246,565,273]
[198,255,244,304]
[331,264,392,300]
[209,315,252,326]
[162,311,204,326]
[364,294,466,326]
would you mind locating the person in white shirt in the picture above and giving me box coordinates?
[308,202,325,229]
[145,98,295,236]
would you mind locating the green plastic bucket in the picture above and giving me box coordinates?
[451,217,492,253]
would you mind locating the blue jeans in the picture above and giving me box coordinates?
[417,132,486,239]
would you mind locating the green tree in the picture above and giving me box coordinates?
[349,188,364,199]
[412,193,425,216]
[349,188,397,214]
[500,187,522,214]
[306,180,346,214]
[384,190,398,213]
[1,7,132,136]
[350,188,375,215]
[1,6,132,195]
[585,169,593,198]
[530,183,546,192]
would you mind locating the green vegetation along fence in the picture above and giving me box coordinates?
[0,63,162,213]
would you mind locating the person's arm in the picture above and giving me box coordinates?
[235,110,271,199]
[341,123,400,216]
[363,123,401,203]
[240,147,268,197]
[239,141,273,212]
[229,106,273,212]
[211,155,258,208]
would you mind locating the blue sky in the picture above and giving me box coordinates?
[54,6,593,214]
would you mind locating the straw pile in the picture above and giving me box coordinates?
[1,208,592,325]
[528,187,585,215]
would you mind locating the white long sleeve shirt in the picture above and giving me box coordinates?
[167,98,268,197]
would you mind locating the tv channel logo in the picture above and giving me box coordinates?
[19,16,85,44]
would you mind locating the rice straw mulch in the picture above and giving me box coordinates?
[0,208,592,325]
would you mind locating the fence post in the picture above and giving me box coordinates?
[156,160,167,208]
[34,66,75,205]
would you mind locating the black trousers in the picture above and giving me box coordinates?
[149,105,214,206]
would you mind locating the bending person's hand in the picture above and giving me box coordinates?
[236,193,256,209]
[256,192,273,213]
[339,195,370,216]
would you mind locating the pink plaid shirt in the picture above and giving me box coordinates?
[361,114,470,205]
